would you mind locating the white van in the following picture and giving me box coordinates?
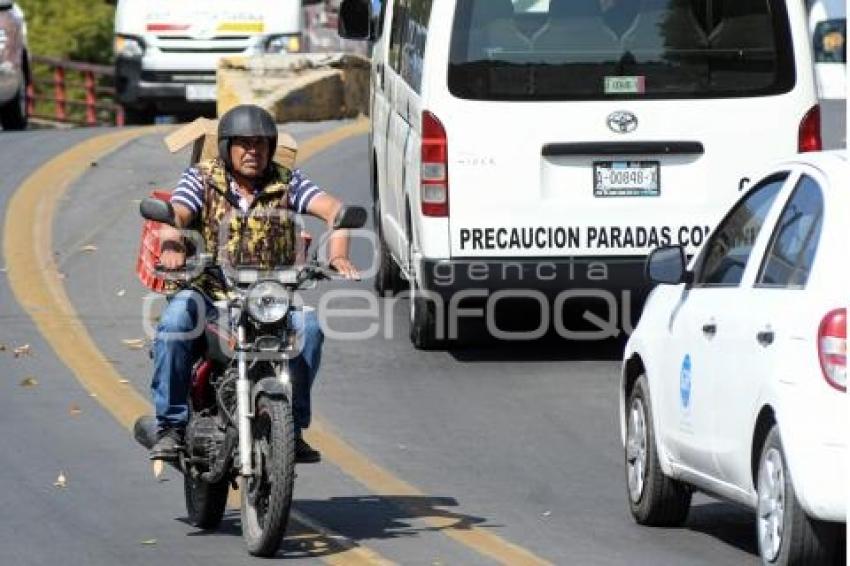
[114,0,311,123]
[807,0,846,99]
[340,0,820,349]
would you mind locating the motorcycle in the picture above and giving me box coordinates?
[133,197,367,557]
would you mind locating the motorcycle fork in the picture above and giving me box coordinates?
[236,324,253,477]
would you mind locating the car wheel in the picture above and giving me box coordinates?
[626,375,691,526]
[0,77,28,131]
[756,426,841,565]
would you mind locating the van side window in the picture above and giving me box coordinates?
[756,175,824,289]
[388,0,432,92]
[389,0,407,73]
[694,173,786,287]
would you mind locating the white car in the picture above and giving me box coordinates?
[620,150,847,565]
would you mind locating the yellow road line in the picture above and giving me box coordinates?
[4,119,551,565]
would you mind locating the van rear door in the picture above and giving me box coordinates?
[436,0,814,259]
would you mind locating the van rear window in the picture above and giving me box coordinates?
[447,0,796,100]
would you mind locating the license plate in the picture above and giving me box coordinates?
[594,161,660,197]
[185,84,217,102]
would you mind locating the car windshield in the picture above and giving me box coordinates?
[447,0,795,100]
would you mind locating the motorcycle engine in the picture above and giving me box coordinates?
[186,414,226,471]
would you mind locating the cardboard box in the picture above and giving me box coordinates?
[164,117,298,169]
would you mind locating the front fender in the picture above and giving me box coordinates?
[251,375,292,409]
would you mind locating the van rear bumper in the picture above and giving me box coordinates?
[418,256,650,297]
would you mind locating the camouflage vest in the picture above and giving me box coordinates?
[189,158,296,294]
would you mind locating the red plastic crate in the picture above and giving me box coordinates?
[136,190,172,293]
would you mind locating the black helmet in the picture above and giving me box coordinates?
[217,105,278,172]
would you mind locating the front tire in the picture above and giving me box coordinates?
[240,396,295,557]
[756,426,842,565]
[625,375,691,526]
[184,474,229,530]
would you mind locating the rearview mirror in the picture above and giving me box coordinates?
[140,197,176,226]
[333,205,368,230]
[338,0,371,40]
[646,245,692,285]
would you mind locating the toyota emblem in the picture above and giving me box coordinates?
[607,111,638,134]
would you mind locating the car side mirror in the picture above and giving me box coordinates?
[333,205,368,230]
[646,245,692,285]
[139,197,176,226]
[338,0,371,40]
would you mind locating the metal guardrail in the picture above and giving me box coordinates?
[26,55,125,127]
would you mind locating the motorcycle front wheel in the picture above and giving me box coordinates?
[240,395,295,557]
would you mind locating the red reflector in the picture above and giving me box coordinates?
[798,105,822,153]
[818,308,846,392]
[421,111,449,217]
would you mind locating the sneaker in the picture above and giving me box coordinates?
[295,437,321,464]
[149,427,185,461]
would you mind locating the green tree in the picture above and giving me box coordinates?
[18,0,115,63]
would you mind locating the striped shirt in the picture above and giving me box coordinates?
[171,167,324,216]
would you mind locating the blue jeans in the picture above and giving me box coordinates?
[151,290,323,437]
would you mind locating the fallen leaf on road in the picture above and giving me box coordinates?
[80,245,98,253]
[69,404,82,416]
[13,344,32,357]
[54,471,67,488]
[116,289,126,297]
[19,376,38,388]
[140,539,157,546]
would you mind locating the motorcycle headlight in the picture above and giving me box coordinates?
[265,34,301,53]
[247,281,289,324]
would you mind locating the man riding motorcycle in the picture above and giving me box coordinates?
[150,104,359,464]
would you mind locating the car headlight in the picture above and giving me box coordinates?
[114,35,144,58]
[265,34,300,53]
[247,281,290,324]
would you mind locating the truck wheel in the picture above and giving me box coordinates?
[756,426,841,565]
[0,78,28,130]
[626,375,691,526]
[123,105,154,125]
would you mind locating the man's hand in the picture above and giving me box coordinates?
[329,257,360,280]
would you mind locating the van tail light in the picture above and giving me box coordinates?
[798,105,822,153]
[818,308,846,392]
[421,110,449,217]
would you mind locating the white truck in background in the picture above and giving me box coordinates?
[807,0,846,99]
[113,0,318,123]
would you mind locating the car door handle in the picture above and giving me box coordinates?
[757,330,774,346]
[702,322,717,337]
